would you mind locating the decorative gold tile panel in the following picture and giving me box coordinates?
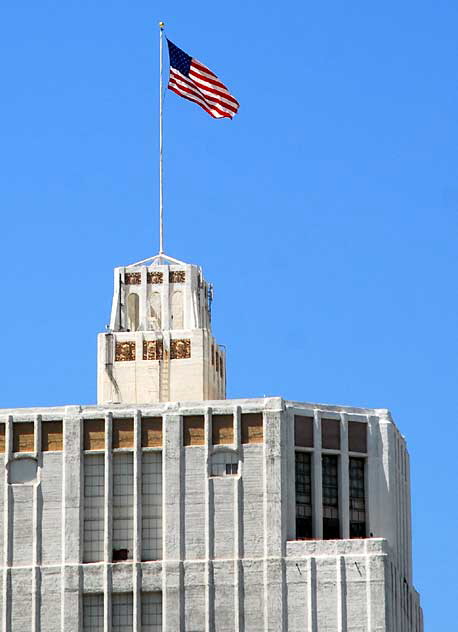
[170,338,191,359]
[124,272,141,285]
[115,341,136,361]
[169,270,185,283]
[143,339,163,360]
[147,271,163,284]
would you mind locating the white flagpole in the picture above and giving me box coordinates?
[159,21,165,255]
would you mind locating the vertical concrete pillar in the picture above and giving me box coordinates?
[313,412,323,539]
[133,410,142,632]
[162,413,182,632]
[340,414,350,540]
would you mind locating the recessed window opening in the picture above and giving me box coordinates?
[210,450,238,477]
[127,293,140,332]
[83,594,104,631]
[295,452,312,538]
[112,453,134,561]
[349,457,366,538]
[322,454,340,539]
[83,454,105,563]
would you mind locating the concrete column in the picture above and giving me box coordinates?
[2,416,12,632]
[133,410,142,632]
[162,413,182,632]
[233,407,243,632]
[140,267,147,330]
[204,407,213,632]
[340,414,350,540]
[104,414,113,565]
[313,412,323,539]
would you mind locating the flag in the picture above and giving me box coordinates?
[166,39,239,119]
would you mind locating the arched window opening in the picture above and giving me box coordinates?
[127,293,139,331]
[149,292,161,330]
[171,291,183,329]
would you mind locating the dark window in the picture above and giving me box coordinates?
[349,457,366,538]
[322,455,339,539]
[295,452,312,538]
[348,422,367,453]
[321,419,340,449]
[295,415,314,447]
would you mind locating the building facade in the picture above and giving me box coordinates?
[0,255,423,631]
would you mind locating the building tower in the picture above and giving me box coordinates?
[97,253,225,405]
[0,252,423,632]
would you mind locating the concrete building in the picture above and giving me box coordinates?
[0,253,423,631]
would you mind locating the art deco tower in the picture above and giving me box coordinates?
[98,253,225,405]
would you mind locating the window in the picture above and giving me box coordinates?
[84,454,105,562]
[295,452,312,538]
[127,292,140,331]
[294,416,313,447]
[112,419,134,449]
[13,423,34,453]
[321,419,340,449]
[112,593,133,632]
[84,420,105,451]
[142,452,162,561]
[241,413,263,444]
[42,421,63,451]
[112,453,134,561]
[183,415,204,446]
[349,457,366,538]
[210,451,238,477]
[83,594,103,631]
[212,414,233,445]
[141,592,162,631]
[322,455,339,539]
[348,422,367,453]
[142,417,162,447]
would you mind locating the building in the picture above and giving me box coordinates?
[0,252,423,631]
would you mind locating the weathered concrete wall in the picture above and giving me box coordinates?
[0,397,423,631]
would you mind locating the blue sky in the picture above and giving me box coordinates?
[1,1,457,627]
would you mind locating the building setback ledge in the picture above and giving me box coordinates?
[286,537,389,558]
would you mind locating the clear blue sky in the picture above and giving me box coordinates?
[1,1,456,627]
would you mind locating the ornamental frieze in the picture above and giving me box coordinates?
[147,271,163,284]
[115,341,136,361]
[124,272,141,285]
[169,270,185,283]
[143,340,163,361]
[170,338,191,359]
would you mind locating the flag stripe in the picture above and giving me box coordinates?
[170,69,238,113]
[169,70,238,116]
[188,70,239,106]
[168,76,232,118]
[168,85,227,119]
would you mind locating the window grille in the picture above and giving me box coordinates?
[210,451,238,477]
[83,594,103,631]
[112,453,134,560]
[142,452,163,561]
[112,593,133,631]
[141,592,162,631]
[322,454,340,539]
[295,452,312,538]
[349,457,366,537]
[84,454,105,562]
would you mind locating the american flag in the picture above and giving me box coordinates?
[166,39,239,119]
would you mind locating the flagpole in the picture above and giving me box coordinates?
[159,21,165,255]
